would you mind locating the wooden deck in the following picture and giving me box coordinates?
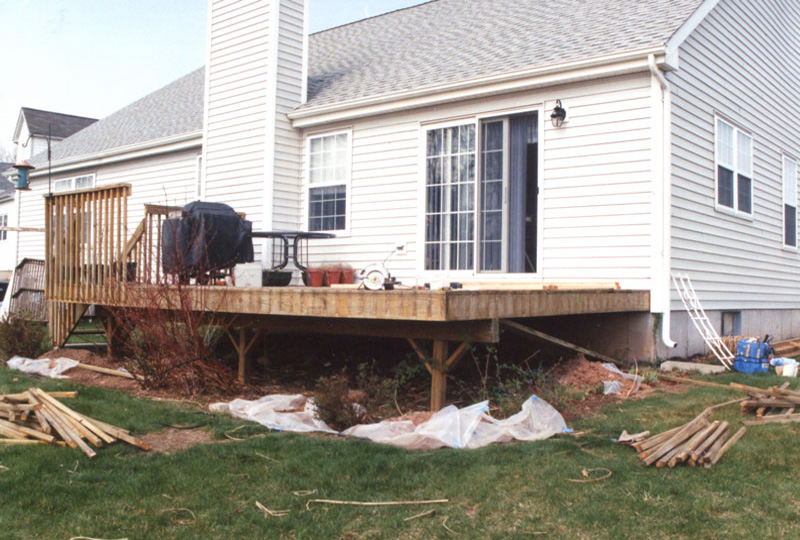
[43,183,651,411]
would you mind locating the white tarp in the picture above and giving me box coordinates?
[210,394,569,450]
[7,356,80,379]
[600,363,643,395]
[209,394,337,434]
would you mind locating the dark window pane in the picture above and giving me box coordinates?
[425,243,441,270]
[737,174,752,214]
[427,130,442,157]
[718,166,734,208]
[308,185,346,231]
[427,157,442,185]
[786,204,797,247]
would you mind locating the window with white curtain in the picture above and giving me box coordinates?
[784,155,798,248]
[424,124,476,271]
[715,118,752,215]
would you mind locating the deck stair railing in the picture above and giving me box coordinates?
[45,183,131,347]
[123,204,180,285]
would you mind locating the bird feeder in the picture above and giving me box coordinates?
[13,161,35,191]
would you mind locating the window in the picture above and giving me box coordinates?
[307,132,349,231]
[721,311,741,336]
[715,118,752,215]
[424,124,476,271]
[784,155,798,248]
[53,174,95,193]
[0,214,7,241]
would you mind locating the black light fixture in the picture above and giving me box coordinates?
[551,99,567,128]
[13,161,34,191]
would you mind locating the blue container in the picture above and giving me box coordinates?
[733,339,771,374]
[733,358,769,374]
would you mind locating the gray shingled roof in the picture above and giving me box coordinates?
[34,0,702,165]
[30,68,205,166]
[304,0,703,108]
[21,108,97,140]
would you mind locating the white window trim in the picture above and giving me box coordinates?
[0,214,7,242]
[714,115,753,220]
[304,129,352,236]
[53,173,96,193]
[783,153,798,251]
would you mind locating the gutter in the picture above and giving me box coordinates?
[22,131,202,179]
[648,54,677,350]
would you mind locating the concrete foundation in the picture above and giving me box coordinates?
[518,308,800,365]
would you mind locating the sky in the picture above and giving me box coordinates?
[0,0,428,159]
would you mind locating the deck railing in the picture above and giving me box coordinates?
[124,204,180,285]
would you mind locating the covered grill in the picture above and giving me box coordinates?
[161,201,254,280]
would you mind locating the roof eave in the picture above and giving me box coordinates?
[27,131,203,179]
[290,46,668,128]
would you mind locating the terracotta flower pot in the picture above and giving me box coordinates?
[305,268,326,287]
[325,269,342,286]
[340,269,356,284]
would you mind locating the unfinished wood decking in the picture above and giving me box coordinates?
[44,183,650,411]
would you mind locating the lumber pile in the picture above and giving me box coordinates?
[0,388,150,457]
[626,411,746,469]
[735,382,800,425]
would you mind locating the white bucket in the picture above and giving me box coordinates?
[781,363,798,378]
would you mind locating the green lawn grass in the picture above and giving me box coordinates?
[1,366,799,539]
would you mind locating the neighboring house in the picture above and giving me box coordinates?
[13,0,800,360]
[12,107,98,164]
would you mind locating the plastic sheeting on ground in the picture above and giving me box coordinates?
[210,394,570,450]
[209,394,337,434]
[7,356,80,379]
[600,363,643,395]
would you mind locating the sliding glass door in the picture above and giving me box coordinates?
[424,113,538,274]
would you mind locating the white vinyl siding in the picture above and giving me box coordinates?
[784,155,798,248]
[204,0,306,262]
[669,0,800,311]
[300,73,654,288]
[714,117,752,216]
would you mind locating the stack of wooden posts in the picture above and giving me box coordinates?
[736,382,800,425]
[628,411,746,468]
[0,388,150,458]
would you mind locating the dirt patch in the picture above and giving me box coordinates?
[552,354,650,397]
[38,349,140,392]
[141,428,225,454]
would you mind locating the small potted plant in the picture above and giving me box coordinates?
[304,267,326,287]
[319,264,342,286]
[338,263,355,285]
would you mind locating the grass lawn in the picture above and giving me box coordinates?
[1,365,799,539]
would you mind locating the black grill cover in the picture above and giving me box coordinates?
[161,201,254,277]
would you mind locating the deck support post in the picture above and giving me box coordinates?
[430,340,449,412]
[227,326,262,384]
[428,339,471,412]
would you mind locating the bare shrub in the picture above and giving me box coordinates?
[0,312,49,360]
[106,206,238,396]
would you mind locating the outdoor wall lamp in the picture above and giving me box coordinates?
[551,99,567,127]
[13,161,34,191]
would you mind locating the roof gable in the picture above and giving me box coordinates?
[20,108,98,140]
